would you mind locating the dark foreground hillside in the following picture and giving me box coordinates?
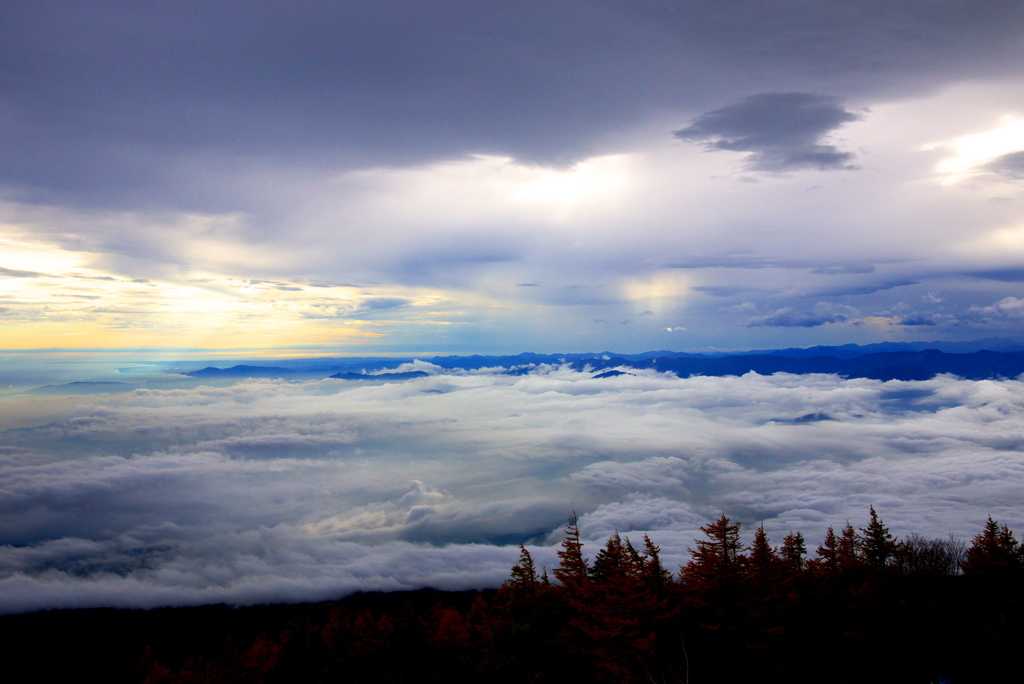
[3,511,1021,683]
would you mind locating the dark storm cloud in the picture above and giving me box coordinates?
[3,1,1024,208]
[985,150,1024,179]
[674,93,862,171]
[899,313,938,326]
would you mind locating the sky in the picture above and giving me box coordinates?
[3,2,1024,613]
[2,1,1024,356]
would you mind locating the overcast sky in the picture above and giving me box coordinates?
[3,1,1024,355]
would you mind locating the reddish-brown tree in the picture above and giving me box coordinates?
[748,523,780,580]
[682,514,745,587]
[780,531,807,573]
[962,516,1022,579]
[553,512,589,588]
[837,522,863,571]
[813,526,840,574]
[641,534,673,590]
[505,543,539,592]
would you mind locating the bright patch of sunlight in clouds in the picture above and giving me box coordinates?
[930,116,1024,183]
[511,155,632,210]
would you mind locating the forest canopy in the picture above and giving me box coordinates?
[4,509,1021,683]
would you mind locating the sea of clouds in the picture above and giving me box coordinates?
[2,366,1023,613]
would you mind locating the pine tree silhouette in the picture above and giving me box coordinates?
[748,523,779,580]
[506,543,539,590]
[860,506,897,570]
[962,516,1022,579]
[682,514,744,588]
[780,531,807,573]
[553,512,589,587]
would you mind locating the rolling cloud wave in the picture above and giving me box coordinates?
[2,368,1024,612]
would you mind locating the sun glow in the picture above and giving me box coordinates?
[930,115,1024,183]
[622,272,690,303]
[0,232,456,351]
[513,155,632,208]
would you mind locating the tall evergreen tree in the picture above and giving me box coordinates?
[748,524,778,575]
[624,536,644,571]
[554,512,589,587]
[815,526,840,573]
[747,524,781,595]
[860,506,897,570]
[590,532,631,582]
[505,544,538,591]
[962,517,1022,579]
[682,514,744,587]
[641,534,672,589]
[780,531,807,573]
[574,532,665,681]
[837,522,863,571]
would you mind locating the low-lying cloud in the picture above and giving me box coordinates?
[2,368,1024,613]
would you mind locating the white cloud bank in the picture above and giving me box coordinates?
[2,368,1024,612]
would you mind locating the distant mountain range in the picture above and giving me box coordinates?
[26,381,133,395]
[179,338,1024,383]
[577,349,1024,382]
[328,371,430,381]
[187,365,300,378]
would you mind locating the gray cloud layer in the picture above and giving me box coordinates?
[986,150,1024,179]
[674,93,862,171]
[2,368,1024,612]
[3,2,1023,207]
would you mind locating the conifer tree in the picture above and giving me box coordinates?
[506,543,538,591]
[576,532,675,682]
[747,524,781,596]
[748,524,778,575]
[780,531,806,572]
[815,526,839,573]
[962,516,1022,579]
[682,514,744,586]
[624,536,644,571]
[860,506,897,569]
[553,512,589,587]
[590,532,630,582]
[641,534,672,589]
[837,522,863,570]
